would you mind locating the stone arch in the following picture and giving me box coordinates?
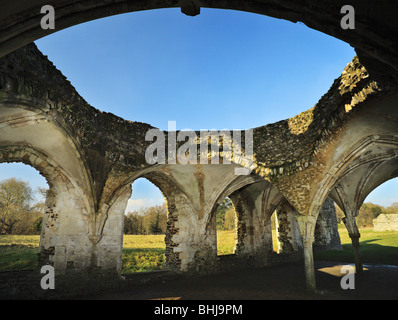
[330,156,398,218]
[0,145,92,273]
[305,132,397,230]
[314,134,398,273]
[106,165,199,273]
[120,165,281,273]
[318,135,398,218]
[0,100,103,274]
[213,197,238,256]
[205,174,266,235]
[293,92,398,260]
[306,134,397,241]
[207,174,264,223]
[0,99,95,210]
[206,176,287,268]
[1,1,397,79]
[138,170,191,271]
[293,89,398,290]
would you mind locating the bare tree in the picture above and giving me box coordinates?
[0,178,33,234]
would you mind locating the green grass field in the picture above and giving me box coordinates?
[0,235,41,271]
[1,228,397,273]
[122,235,165,273]
[314,227,398,265]
[217,230,236,255]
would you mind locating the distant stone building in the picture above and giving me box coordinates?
[373,214,398,232]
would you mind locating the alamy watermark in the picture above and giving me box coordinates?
[40,265,55,290]
[40,5,55,30]
[340,5,355,30]
[40,4,355,31]
[145,121,254,175]
[340,265,355,290]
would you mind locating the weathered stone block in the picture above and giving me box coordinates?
[373,214,398,231]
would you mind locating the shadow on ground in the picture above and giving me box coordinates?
[78,261,398,300]
[1,260,398,300]
[315,241,398,266]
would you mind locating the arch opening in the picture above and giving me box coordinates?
[325,180,398,268]
[320,146,398,267]
[0,162,48,272]
[122,177,167,274]
[334,178,398,230]
[215,197,237,256]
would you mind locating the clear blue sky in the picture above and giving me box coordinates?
[0,8,396,210]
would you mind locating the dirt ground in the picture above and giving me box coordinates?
[1,260,397,300]
[81,261,398,300]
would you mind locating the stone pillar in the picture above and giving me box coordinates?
[164,196,181,272]
[39,180,132,277]
[230,189,273,267]
[94,185,132,275]
[342,213,363,273]
[38,184,92,275]
[275,202,302,254]
[142,168,221,275]
[232,192,255,257]
[169,192,217,274]
[314,198,342,251]
[296,215,317,291]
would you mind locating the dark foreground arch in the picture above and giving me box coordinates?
[1,1,398,80]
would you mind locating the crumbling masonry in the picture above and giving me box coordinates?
[1,1,398,291]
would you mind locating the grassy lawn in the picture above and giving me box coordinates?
[122,235,165,273]
[314,227,398,266]
[0,235,40,272]
[216,230,279,255]
[1,228,397,273]
[0,234,167,273]
[217,230,236,255]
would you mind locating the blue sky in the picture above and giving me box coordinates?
[0,8,397,210]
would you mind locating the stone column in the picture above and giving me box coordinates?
[39,180,132,277]
[232,192,255,257]
[342,213,363,273]
[275,202,302,254]
[296,215,317,291]
[169,192,217,274]
[314,198,342,251]
[230,189,273,267]
[94,185,132,276]
[38,184,92,275]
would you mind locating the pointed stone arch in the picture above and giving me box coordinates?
[1,1,398,82]
[0,100,101,275]
[0,145,93,273]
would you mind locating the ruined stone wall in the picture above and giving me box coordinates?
[0,44,386,187]
[373,214,398,232]
[0,43,392,282]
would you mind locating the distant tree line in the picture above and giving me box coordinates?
[123,198,238,235]
[124,203,167,235]
[335,202,398,228]
[0,178,44,235]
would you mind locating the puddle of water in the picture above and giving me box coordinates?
[363,264,398,269]
[318,265,368,277]
[317,262,398,277]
